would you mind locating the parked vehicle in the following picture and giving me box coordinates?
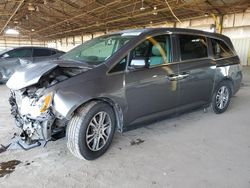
[0,47,64,83]
[6,28,242,160]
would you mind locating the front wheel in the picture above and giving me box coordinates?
[212,81,232,114]
[67,101,116,160]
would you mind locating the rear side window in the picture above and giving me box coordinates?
[211,38,234,59]
[179,35,208,61]
[51,50,57,55]
[6,48,32,58]
[33,49,51,57]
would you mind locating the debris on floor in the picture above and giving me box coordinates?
[130,138,145,146]
[24,161,34,166]
[0,144,11,154]
[0,160,21,178]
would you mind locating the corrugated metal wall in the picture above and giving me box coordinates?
[231,38,250,66]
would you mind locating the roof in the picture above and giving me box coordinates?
[111,27,231,40]
[2,46,60,51]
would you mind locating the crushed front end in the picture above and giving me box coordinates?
[5,61,90,150]
[9,87,57,148]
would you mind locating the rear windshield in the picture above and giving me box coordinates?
[61,33,136,65]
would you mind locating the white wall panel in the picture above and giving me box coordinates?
[231,38,250,66]
[0,37,46,50]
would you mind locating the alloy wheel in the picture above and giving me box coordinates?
[86,111,112,151]
[216,86,229,110]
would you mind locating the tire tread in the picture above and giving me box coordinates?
[67,101,98,159]
[212,81,232,114]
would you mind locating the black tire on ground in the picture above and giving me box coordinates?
[66,101,116,160]
[212,81,232,114]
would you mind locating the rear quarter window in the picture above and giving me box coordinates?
[179,35,208,61]
[211,38,235,59]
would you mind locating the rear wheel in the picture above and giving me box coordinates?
[67,101,116,160]
[212,81,232,114]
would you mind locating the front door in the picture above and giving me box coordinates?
[125,34,179,126]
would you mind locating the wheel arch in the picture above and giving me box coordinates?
[217,77,234,93]
[71,97,124,133]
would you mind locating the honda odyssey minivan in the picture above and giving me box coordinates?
[7,28,242,160]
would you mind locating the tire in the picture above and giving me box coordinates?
[212,81,232,114]
[0,72,3,84]
[67,101,116,160]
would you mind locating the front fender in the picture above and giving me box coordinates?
[51,72,126,120]
[52,78,103,119]
[53,89,91,119]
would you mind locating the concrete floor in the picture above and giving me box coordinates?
[0,67,250,188]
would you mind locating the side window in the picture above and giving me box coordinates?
[51,50,57,55]
[6,48,32,58]
[179,35,208,61]
[33,49,52,57]
[129,35,171,67]
[131,40,150,59]
[211,38,234,59]
[109,57,127,73]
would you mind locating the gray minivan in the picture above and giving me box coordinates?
[6,28,242,160]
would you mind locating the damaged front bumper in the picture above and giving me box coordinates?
[9,91,57,148]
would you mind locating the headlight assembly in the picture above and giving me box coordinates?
[37,92,53,113]
[20,92,53,118]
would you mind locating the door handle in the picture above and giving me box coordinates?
[179,72,189,79]
[168,75,179,81]
[168,72,189,81]
[168,74,180,81]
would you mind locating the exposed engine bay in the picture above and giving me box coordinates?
[7,63,89,149]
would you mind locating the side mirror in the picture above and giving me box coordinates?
[130,58,146,69]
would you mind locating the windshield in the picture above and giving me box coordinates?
[60,33,136,65]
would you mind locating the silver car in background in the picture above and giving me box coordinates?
[6,28,242,160]
[0,46,64,83]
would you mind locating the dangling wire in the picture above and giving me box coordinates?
[164,0,182,23]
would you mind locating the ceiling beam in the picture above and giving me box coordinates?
[60,0,80,9]
[30,0,121,36]
[0,0,24,35]
[42,3,191,38]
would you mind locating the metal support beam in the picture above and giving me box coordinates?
[0,0,25,35]
[211,13,223,33]
[42,4,189,38]
[31,0,121,36]
[218,15,224,34]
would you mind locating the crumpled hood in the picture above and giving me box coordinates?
[6,60,90,90]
